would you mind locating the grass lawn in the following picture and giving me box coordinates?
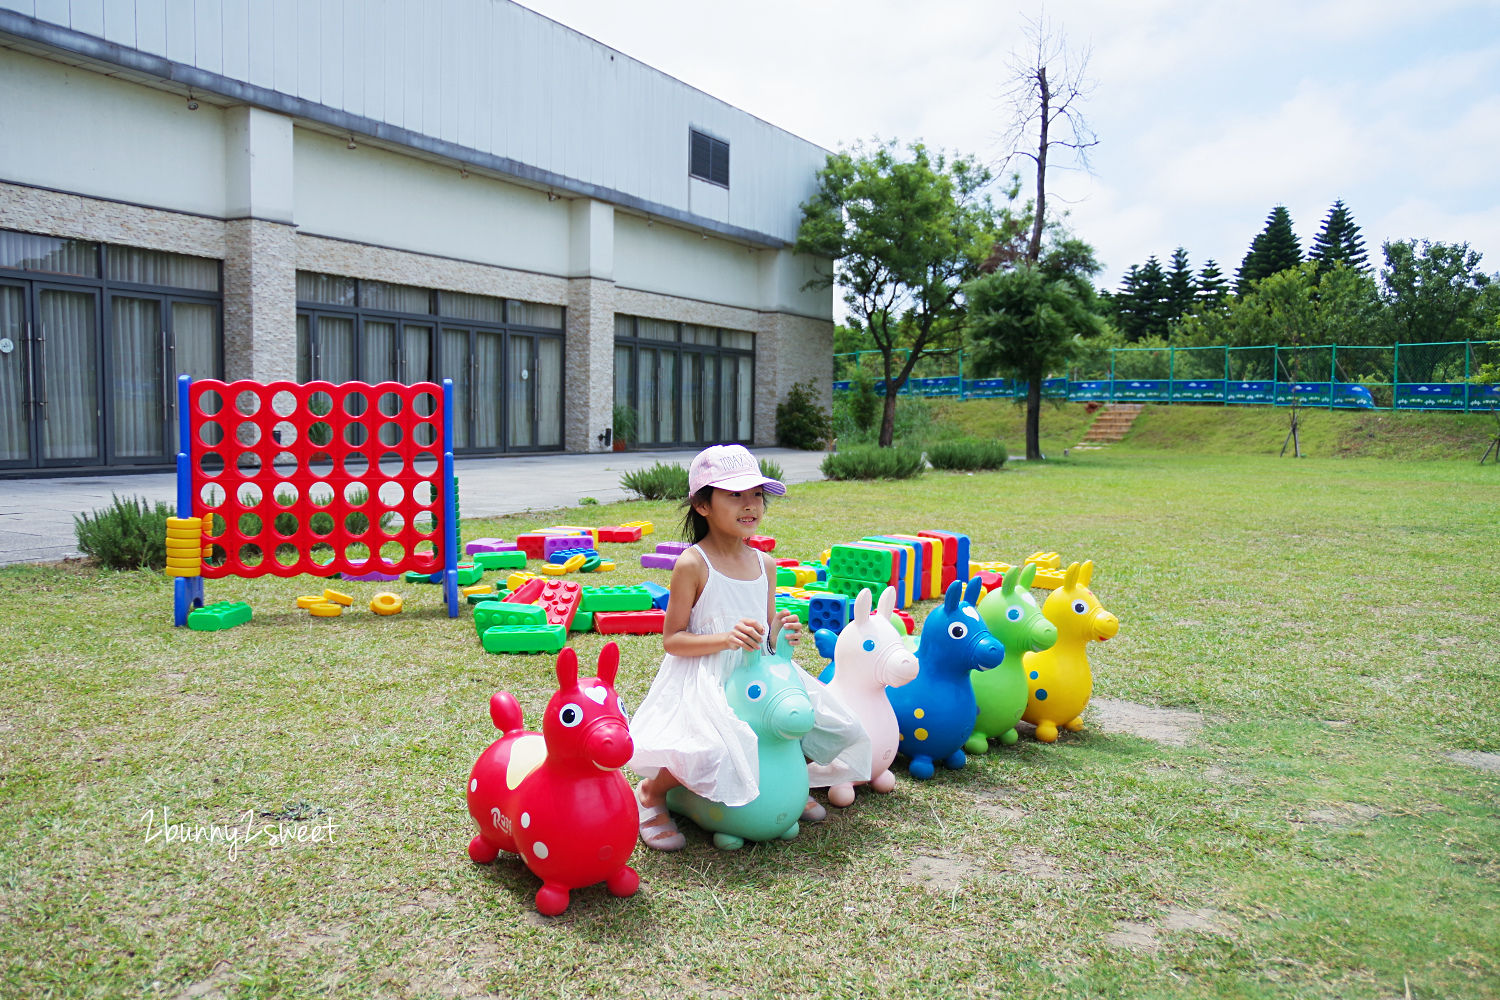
[2,450,1497,998]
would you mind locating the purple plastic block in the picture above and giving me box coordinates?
[543,533,594,559]
[346,564,401,581]
[640,552,679,570]
[655,541,692,556]
[466,537,512,554]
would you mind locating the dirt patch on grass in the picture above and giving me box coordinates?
[1089,699,1204,747]
[900,853,982,893]
[1004,845,1068,881]
[1295,802,1381,830]
[170,960,237,1000]
[974,786,1027,823]
[1448,750,1500,774]
[1105,907,1233,951]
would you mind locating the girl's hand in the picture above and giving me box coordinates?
[725,618,765,652]
[777,611,802,646]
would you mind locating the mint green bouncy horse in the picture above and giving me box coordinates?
[665,634,815,850]
[968,563,1059,751]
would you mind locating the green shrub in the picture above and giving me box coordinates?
[820,445,926,481]
[776,381,833,450]
[759,458,785,484]
[620,462,690,500]
[74,494,174,570]
[926,438,1008,471]
[833,391,937,447]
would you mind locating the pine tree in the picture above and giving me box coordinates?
[1309,199,1369,278]
[1197,259,1229,309]
[1165,247,1195,320]
[1236,206,1302,294]
[1137,255,1169,338]
[1114,265,1145,341]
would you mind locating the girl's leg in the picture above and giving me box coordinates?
[636,770,685,851]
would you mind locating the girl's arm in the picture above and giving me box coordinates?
[662,548,765,657]
[763,551,801,649]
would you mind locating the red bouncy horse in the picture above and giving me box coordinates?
[465,643,639,915]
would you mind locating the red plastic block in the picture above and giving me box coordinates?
[538,579,582,629]
[917,530,958,567]
[515,533,549,559]
[774,557,801,567]
[596,525,643,543]
[506,577,546,604]
[893,609,915,633]
[745,535,776,552]
[941,565,957,590]
[974,570,1003,591]
[592,609,667,635]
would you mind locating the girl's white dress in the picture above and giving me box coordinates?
[629,545,872,807]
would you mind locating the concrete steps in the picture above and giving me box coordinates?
[1075,403,1145,449]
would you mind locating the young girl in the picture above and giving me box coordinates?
[629,444,871,850]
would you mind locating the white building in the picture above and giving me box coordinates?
[0,0,833,474]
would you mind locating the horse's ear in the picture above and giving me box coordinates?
[944,580,961,612]
[776,630,793,658]
[1079,561,1094,587]
[854,588,872,621]
[555,646,579,688]
[596,642,619,686]
[1063,562,1081,590]
[877,586,896,619]
[1020,562,1038,589]
[964,576,982,605]
[1000,565,1017,595]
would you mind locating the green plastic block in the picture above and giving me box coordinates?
[473,550,527,571]
[579,585,654,612]
[474,601,547,635]
[774,597,810,624]
[480,623,567,654]
[405,570,440,583]
[829,544,894,583]
[825,576,888,600]
[466,587,509,605]
[187,600,252,631]
[775,567,796,587]
[455,565,485,586]
[570,610,594,632]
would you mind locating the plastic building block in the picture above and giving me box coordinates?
[480,623,568,654]
[370,593,403,616]
[579,585,654,613]
[405,570,441,584]
[745,535,776,552]
[468,587,509,605]
[597,561,615,572]
[544,534,594,559]
[592,609,667,634]
[620,520,654,535]
[515,533,550,559]
[475,600,548,634]
[655,540,691,555]
[596,525,642,543]
[547,525,600,543]
[774,558,800,567]
[547,546,597,564]
[308,602,344,617]
[506,577,546,604]
[774,597,810,623]
[919,530,970,580]
[187,600,252,631]
[775,567,796,587]
[640,581,670,610]
[345,561,401,581]
[807,594,850,634]
[571,610,594,631]
[892,609,915,633]
[323,589,354,606]
[828,544,897,586]
[507,571,541,591]
[455,565,484,586]
[1027,551,1062,571]
[538,580,582,629]
[473,550,527,571]
[640,553,677,570]
[465,537,513,554]
[462,584,493,597]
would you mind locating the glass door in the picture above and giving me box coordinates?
[507,335,535,448]
[109,295,167,462]
[474,329,503,450]
[35,285,102,467]
[0,282,29,467]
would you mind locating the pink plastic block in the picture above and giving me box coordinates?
[640,553,678,570]
[655,541,691,556]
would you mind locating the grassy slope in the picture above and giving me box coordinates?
[1,454,1497,999]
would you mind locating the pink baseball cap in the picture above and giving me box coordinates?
[688,444,786,496]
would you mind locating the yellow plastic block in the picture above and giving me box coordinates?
[562,553,585,573]
[620,520,654,535]
[507,571,540,591]
[548,525,600,543]
[792,567,816,587]
[1026,551,1062,571]
[970,559,1010,574]
[461,584,493,597]
[597,561,615,572]
[369,593,403,616]
[322,588,354,607]
[1030,568,1066,590]
[296,595,325,609]
[308,602,344,617]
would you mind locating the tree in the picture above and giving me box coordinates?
[1165,247,1196,321]
[796,141,1015,446]
[998,15,1098,267]
[1237,206,1303,294]
[1379,239,1494,345]
[963,238,1107,460]
[1309,200,1369,278]
[1135,256,1169,339]
[1196,259,1229,310]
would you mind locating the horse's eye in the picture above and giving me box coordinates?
[558,703,584,727]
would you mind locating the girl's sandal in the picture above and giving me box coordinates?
[800,796,827,823]
[637,785,686,851]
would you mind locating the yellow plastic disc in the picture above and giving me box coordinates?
[539,563,567,576]
[369,593,403,616]
[164,566,201,578]
[322,588,354,607]
[308,602,343,617]
[295,595,324,609]
[166,517,201,530]
[561,553,585,573]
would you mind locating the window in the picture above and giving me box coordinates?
[689,129,729,187]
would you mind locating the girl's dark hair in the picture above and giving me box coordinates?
[679,486,773,544]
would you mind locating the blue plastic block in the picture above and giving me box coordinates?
[807,594,850,634]
[641,581,670,610]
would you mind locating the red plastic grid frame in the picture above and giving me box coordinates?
[189,379,449,579]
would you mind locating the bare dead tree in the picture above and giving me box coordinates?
[998,15,1099,265]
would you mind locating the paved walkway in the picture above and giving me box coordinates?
[0,448,831,567]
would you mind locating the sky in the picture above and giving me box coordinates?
[516,0,1500,293]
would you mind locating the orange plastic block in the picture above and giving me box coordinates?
[537,580,582,629]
